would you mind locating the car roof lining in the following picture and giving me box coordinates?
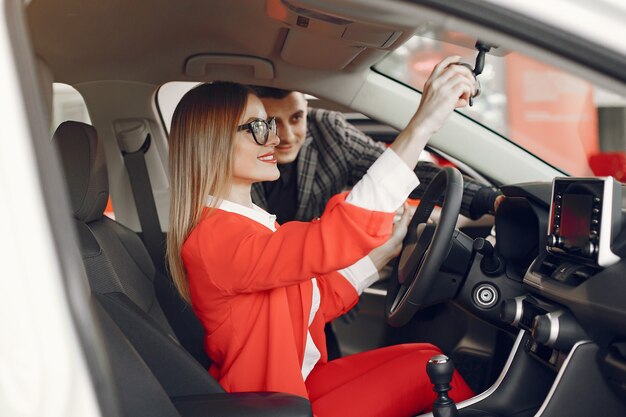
[25,0,415,85]
[28,0,626,104]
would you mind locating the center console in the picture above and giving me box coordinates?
[418,177,626,417]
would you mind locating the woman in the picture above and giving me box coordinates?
[167,56,476,417]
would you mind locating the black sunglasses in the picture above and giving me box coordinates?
[237,117,277,145]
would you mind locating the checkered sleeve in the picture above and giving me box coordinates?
[311,109,386,187]
[410,161,501,219]
[341,122,387,187]
[309,109,500,220]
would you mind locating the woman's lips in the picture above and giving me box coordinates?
[257,151,277,163]
[276,145,292,152]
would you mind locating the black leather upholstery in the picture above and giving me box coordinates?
[57,120,211,367]
[96,292,223,396]
[93,299,182,417]
[173,394,312,417]
[53,121,312,417]
[54,121,109,223]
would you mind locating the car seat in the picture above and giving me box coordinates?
[53,120,312,417]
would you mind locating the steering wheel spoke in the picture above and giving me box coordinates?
[385,167,464,327]
[390,284,409,314]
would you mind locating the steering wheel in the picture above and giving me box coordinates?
[385,166,463,327]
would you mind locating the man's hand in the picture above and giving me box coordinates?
[368,204,412,271]
[494,194,505,213]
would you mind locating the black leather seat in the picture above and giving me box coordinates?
[53,120,312,417]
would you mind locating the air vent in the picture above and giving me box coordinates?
[537,255,559,277]
[535,253,596,286]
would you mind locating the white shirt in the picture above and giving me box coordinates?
[213,148,419,380]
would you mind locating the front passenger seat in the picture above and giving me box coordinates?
[53,120,312,417]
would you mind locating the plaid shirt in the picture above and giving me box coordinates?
[252,108,494,222]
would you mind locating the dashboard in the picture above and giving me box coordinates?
[492,180,626,337]
[489,178,626,399]
[546,177,621,267]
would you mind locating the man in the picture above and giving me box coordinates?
[250,87,501,224]
[249,87,502,359]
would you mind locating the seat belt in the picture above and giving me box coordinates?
[121,133,166,271]
[120,131,209,363]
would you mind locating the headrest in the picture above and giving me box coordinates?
[53,121,109,223]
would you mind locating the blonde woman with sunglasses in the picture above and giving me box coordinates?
[167,57,476,417]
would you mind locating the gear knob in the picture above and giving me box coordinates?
[427,355,460,417]
[427,354,455,385]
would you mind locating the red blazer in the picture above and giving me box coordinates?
[182,193,394,398]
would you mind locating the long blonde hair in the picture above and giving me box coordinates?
[167,82,253,302]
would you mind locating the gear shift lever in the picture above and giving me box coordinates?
[427,355,460,417]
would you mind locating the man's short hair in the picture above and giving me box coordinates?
[249,86,293,99]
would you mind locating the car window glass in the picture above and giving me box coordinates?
[52,83,91,132]
[157,82,200,132]
[157,82,321,133]
[375,35,626,181]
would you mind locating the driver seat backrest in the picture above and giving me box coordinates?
[53,120,313,417]
[53,120,224,396]
[54,121,166,323]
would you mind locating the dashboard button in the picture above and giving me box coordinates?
[583,242,598,257]
[547,234,559,247]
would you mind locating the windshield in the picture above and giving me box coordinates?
[376,34,626,180]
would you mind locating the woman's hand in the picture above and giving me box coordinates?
[409,56,477,138]
[368,204,412,271]
[390,56,477,170]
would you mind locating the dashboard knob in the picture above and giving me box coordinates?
[500,297,523,326]
[583,241,598,257]
[531,314,553,345]
[547,234,559,247]
[531,311,588,350]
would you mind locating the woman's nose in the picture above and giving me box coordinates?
[266,130,280,146]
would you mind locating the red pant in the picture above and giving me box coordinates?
[305,344,474,417]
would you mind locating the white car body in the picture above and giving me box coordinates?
[1,1,625,416]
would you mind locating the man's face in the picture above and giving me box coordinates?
[260,92,308,164]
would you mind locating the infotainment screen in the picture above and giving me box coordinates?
[560,193,593,251]
[547,177,621,267]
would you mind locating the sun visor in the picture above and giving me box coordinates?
[269,0,404,70]
[184,55,275,80]
[281,30,365,70]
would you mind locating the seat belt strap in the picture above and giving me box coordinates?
[122,134,166,270]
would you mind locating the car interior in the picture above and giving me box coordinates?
[12,0,626,416]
